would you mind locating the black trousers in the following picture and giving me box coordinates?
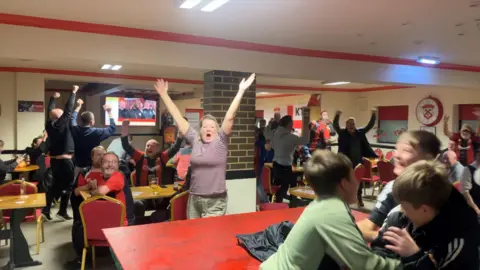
[42,158,75,215]
[352,161,363,200]
[273,162,297,203]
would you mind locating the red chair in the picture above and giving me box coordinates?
[256,193,289,211]
[376,160,396,195]
[0,180,45,254]
[374,148,384,159]
[79,196,126,270]
[170,190,189,221]
[354,164,366,184]
[361,158,380,196]
[453,181,461,192]
[384,150,394,161]
[261,167,280,202]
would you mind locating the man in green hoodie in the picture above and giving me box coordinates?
[260,150,401,270]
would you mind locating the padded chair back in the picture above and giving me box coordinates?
[79,196,125,244]
[374,148,383,159]
[0,180,38,217]
[170,190,189,221]
[385,151,394,161]
[354,164,366,183]
[377,160,396,183]
[453,181,461,192]
[361,158,373,178]
[261,167,272,193]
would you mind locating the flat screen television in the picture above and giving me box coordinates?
[105,97,157,126]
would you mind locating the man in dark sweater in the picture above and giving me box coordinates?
[0,140,24,185]
[71,99,116,177]
[42,86,78,221]
[333,108,378,207]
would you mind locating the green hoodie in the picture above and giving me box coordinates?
[260,197,402,270]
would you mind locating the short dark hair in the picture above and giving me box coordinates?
[399,130,441,159]
[304,150,353,196]
[393,160,451,210]
[80,111,94,126]
[31,136,42,147]
[279,115,292,127]
[0,140,4,147]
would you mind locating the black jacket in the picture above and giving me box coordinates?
[333,111,377,165]
[236,221,341,270]
[372,189,480,269]
[0,158,18,184]
[45,93,76,156]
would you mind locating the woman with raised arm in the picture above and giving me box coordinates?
[155,73,256,219]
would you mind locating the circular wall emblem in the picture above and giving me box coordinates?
[415,96,443,127]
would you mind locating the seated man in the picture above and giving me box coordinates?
[371,160,479,269]
[0,139,24,184]
[293,145,310,166]
[260,150,401,270]
[442,150,464,184]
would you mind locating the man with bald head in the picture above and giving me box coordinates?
[43,85,79,221]
[442,149,464,184]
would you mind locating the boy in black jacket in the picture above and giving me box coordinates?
[372,160,479,269]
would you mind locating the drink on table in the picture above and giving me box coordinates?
[20,177,26,198]
[148,175,158,195]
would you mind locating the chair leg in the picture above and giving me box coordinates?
[81,248,87,270]
[41,221,45,242]
[36,221,41,255]
[92,246,96,269]
[4,222,8,246]
[371,182,377,197]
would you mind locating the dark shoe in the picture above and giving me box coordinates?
[42,212,52,221]
[64,258,92,270]
[357,199,364,208]
[56,212,73,221]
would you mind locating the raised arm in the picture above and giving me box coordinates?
[96,105,116,141]
[333,111,342,134]
[160,135,183,163]
[155,79,189,136]
[328,122,337,137]
[443,115,453,138]
[71,98,83,126]
[460,167,480,215]
[120,120,142,162]
[47,92,59,113]
[360,108,377,133]
[54,85,79,128]
[221,73,256,136]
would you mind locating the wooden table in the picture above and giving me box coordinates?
[289,186,316,200]
[0,193,46,269]
[80,185,178,201]
[13,165,40,173]
[104,207,368,270]
[263,163,304,173]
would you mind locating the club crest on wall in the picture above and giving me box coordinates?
[416,96,443,127]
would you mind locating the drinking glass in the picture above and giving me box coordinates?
[148,175,159,195]
[20,179,27,199]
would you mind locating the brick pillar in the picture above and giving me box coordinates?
[203,70,256,179]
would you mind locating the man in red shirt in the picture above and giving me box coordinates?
[443,115,480,166]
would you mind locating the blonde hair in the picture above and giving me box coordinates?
[91,146,106,158]
[392,160,451,210]
[198,114,221,141]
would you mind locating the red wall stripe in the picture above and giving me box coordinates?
[1,13,480,73]
[0,67,413,93]
[459,104,480,120]
[255,110,264,118]
[378,105,408,120]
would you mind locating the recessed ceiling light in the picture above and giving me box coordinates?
[324,82,350,86]
[257,92,268,95]
[417,56,440,65]
[101,64,112,70]
[201,0,229,12]
[111,65,122,71]
[179,0,203,9]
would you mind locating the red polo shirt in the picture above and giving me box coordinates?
[104,171,127,226]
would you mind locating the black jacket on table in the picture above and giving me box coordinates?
[0,158,18,184]
[371,188,480,269]
[333,111,377,165]
[45,93,76,156]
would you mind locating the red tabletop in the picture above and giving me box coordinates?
[104,207,368,270]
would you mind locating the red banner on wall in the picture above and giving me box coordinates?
[18,101,44,112]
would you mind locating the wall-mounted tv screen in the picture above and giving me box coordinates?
[105,97,157,126]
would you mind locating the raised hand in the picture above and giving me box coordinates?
[121,120,130,136]
[154,79,169,96]
[16,156,25,164]
[371,108,377,113]
[239,73,256,92]
[73,85,80,93]
[444,115,449,123]
[336,110,342,115]
[53,92,61,99]
[76,99,84,106]
[103,104,112,113]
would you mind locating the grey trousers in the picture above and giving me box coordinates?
[187,193,228,219]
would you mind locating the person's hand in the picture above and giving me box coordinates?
[239,73,256,92]
[76,99,84,106]
[121,120,130,136]
[88,179,97,190]
[73,85,80,93]
[444,115,449,123]
[103,104,112,113]
[154,79,169,96]
[53,92,61,99]
[142,165,150,172]
[371,108,377,113]
[383,227,420,257]
[15,156,25,164]
[336,110,342,115]
[129,159,136,166]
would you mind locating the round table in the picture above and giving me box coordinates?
[14,165,40,173]
[289,186,316,200]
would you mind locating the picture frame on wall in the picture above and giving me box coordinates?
[420,126,436,135]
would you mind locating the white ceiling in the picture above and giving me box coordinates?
[1,0,480,66]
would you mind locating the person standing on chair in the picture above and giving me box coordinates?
[443,114,480,166]
[333,108,378,207]
[42,86,79,221]
[155,74,256,219]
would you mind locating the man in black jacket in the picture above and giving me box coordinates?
[42,85,79,221]
[333,108,378,206]
[0,140,24,185]
[372,160,479,269]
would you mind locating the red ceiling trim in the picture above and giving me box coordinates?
[256,94,303,99]
[1,13,480,73]
[0,66,414,93]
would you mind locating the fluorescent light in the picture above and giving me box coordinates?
[179,0,203,9]
[201,0,229,12]
[417,56,440,65]
[257,92,268,95]
[111,65,122,71]
[324,81,350,86]
[101,64,112,70]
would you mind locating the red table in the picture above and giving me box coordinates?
[104,207,368,270]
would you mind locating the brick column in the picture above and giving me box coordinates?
[203,70,256,179]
